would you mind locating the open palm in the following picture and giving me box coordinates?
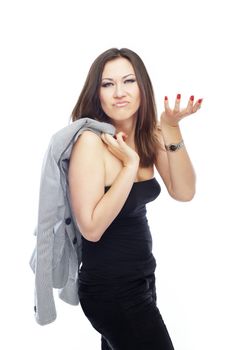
[160,94,203,127]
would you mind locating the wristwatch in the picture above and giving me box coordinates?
[165,140,184,152]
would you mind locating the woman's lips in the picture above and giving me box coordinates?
[114,102,129,107]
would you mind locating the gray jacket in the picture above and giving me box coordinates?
[29,117,116,326]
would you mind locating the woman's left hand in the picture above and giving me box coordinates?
[160,94,203,127]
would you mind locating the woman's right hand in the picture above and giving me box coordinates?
[101,131,140,168]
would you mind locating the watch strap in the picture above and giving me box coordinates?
[165,140,184,152]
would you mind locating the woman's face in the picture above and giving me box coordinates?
[99,57,141,122]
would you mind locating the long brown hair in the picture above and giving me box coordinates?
[70,48,161,167]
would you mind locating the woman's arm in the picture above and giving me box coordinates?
[68,130,139,242]
[154,123,196,201]
[154,94,202,202]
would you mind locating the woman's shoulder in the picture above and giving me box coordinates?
[74,130,104,148]
[70,130,104,161]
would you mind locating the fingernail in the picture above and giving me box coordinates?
[198,98,203,103]
[164,96,168,101]
[190,95,194,101]
[177,94,181,100]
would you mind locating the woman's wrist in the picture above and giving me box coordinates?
[124,157,140,169]
[160,119,183,145]
[160,116,179,129]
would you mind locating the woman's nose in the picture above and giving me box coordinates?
[113,84,126,98]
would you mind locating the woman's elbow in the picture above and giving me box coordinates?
[75,218,100,243]
[169,188,196,202]
[80,228,100,242]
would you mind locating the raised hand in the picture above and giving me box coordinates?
[160,94,203,127]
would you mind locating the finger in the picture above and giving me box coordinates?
[174,93,181,112]
[192,98,203,113]
[101,133,115,145]
[105,133,117,143]
[100,133,106,141]
[116,132,127,143]
[187,95,194,107]
[164,96,170,111]
[185,95,195,113]
[107,133,128,150]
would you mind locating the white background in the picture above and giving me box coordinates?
[0,0,232,349]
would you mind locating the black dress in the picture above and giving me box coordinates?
[78,178,175,350]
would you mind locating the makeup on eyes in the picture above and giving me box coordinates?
[101,78,136,88]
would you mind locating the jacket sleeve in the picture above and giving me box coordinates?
[32,137,62,326]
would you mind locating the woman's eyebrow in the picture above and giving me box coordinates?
[102,74,135,81]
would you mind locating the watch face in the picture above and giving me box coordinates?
[170,144,177,151]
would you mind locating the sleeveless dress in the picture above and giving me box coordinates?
[78,178,175,350]
[78,177,161,288]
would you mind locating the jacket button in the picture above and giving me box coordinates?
[65,217,71,225]
[73,237,77,245]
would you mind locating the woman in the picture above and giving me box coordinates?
[68,48,202,349]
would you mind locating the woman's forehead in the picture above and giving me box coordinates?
[102,57,135,79]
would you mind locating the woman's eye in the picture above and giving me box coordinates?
[124,79,136,84]
[101,79,136,88]
[101,82,113,88]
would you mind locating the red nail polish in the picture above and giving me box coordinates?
[164,96,168,101]
[198,98,203,103]
[190,95,194,101]
[177,94,181,100]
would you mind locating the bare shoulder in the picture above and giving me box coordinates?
[69,129,105,185]
[71,130,104,153]
[69,130,105,167]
